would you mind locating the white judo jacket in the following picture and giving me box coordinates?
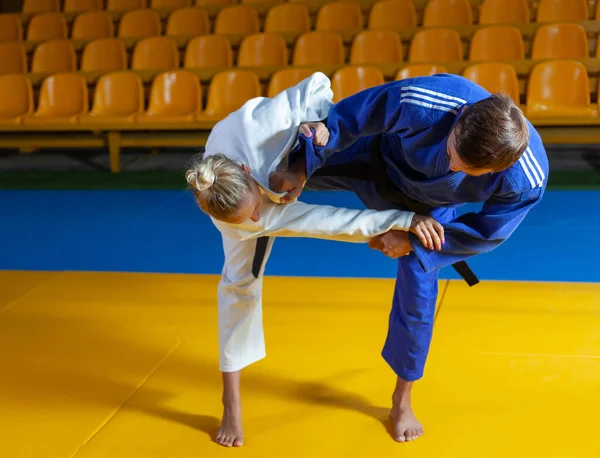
[203,72,416,371]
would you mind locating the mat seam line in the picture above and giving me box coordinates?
[70,340,183,458]
[0,271,61,316]
[434,279,450,321]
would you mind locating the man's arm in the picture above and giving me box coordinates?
[410,187,544,272]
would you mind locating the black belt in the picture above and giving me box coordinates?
[313,135,480,287]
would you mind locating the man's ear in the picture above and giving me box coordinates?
[241,164,251,175]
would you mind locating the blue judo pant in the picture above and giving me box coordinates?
[305,136,455,381]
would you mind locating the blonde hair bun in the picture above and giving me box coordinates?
[186,161,216,192]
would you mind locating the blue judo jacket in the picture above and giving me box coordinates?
[301,74,549,273]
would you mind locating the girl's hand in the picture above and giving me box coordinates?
[409,215,445,251]
[299,122,330,146]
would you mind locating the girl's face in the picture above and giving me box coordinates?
[220,166,263,224]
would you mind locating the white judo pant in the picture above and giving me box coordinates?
[218,233,275,372]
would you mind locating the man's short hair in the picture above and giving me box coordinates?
[453,93,530,171]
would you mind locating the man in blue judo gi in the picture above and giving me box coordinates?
[269,73,549,443]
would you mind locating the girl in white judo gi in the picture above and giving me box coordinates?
[184,73,444,447]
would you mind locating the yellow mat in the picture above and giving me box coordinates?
[1,271,599,457]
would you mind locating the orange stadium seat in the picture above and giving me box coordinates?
[195,0,236,5]
[22,0,60,13]
[368,0,417,29]
[166,7,210,36]
[106,0,147,10]
[80,72,145,124]
[151,0,192,7]
[238,33,288,67]
[31,40,77,73]
[119,9,162,37]
[422,0,473,26]
[469,26,525,61]
[264,4,311,33]
[350,30,403,64]
[331,66,385,102]
[0,43,28,75]
[184,35,233,68]
[63,0,103,12]
[81,38,128,72]
[26,13,67,41]
[0,15,23,42]
[315,1,363,31]
[531,23,588,60]
[293,31,345,65]
[396,64,448,79]
[526,61,595,117]
[24,73,89,124]
[0,74,33,125]
[72,12,115,40]
[214,6,260,35]
[241,0,281,3]
[202,70,261,118]
[138,71,202,123]
[132,36,180,70]
[536,0,588,22]
[462,63,520,103]
[409,28,463,62]
[267,68,316,97]
[479,0,530,24]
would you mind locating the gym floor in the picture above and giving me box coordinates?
[1,189,599,457]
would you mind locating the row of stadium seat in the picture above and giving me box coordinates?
[0,60,596,127]
[3,24,599,76]
[11,0,600,40]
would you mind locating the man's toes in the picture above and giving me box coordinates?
[233,437,244,447]
[395,432,406,443]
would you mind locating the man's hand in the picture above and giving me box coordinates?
[368,231,413,259]
[269,170,305,203]
[300,122,330,146]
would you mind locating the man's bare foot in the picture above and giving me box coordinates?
[390,405,423,442]
[216,400,244,447]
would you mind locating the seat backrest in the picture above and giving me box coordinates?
[409,28,463,62]
[238,33,288,67]
[331,66,385,102]
[423,0,472,26]
[267,68,316,97]
[36,73,89,117]
[31,40,77,73]
[368,0,417,29]
[214,5,260,35]
[0,43,28,75]
[205,70,261,116]
[469,26,524,61]
[195,0,236,5]
[531,23,588,60]
[0,74,33,118]
[106,0,147,11]
[527,60,592,115]
[396,64,448,79]
[151,0,192,7]
[315,1,363,31]
[166,7,210,36]
[350,30,403,64]
[27,12,67,41]
[264,4,311,33]
[119,9,162,37]
[72,12,115,40]
[462,63,520,103]
[0,15,23,42]
[147,70,202,115]
[23,0,60,13]
[293,31,345,65]
[536,0,588,22]
[132,36,180,70]
[81,38,128,71]
[63,0,103,12]
[90,71,144,116]
[479,0,530,24]
[184,34,233,68]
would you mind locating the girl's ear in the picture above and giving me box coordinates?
[241,164,251,175]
